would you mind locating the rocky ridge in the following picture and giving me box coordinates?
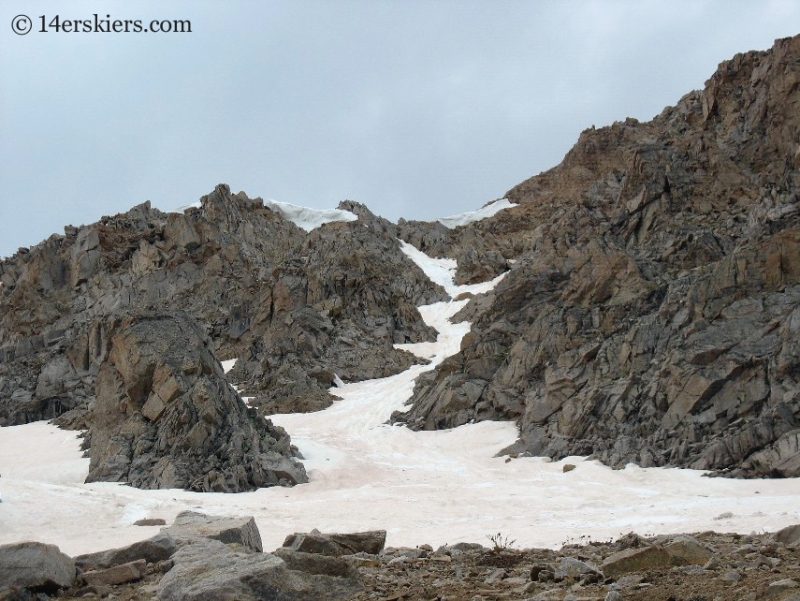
[0,185,445,490]
[393,34,800,478]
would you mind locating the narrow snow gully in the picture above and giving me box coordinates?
[2,241,800,556]
[267,241,510,480]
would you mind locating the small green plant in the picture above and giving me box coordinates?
[487,532,516,552]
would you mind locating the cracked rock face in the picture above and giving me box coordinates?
[85,311,307,492]
[0,185,446,429]
[394,34,800,478]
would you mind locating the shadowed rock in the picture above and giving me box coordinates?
[85,311,307,492]
[0,541,75,591]
[282,529,387,556]
[75,533,177,571]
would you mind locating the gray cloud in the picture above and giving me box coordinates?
[2,0,799,256]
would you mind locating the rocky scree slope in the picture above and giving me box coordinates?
[394,34,800,478]
[0,185,445,490]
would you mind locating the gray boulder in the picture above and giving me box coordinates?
[664,535,713,566]
[774,524,800,547]
[602,545,672,579]
[282,528,387,556]
[0,541,75,591]
[75,532,177,571]
[156,539,363,601]
[162,511,263,552]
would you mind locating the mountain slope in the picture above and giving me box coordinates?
[394,34,800,478]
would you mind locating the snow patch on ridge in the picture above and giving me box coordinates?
[435,198,514,229]
[264,199,358,232]
[169,198,359,232]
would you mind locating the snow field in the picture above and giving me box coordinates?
[1,240,800,556]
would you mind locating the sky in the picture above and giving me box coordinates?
[1,1,799,258]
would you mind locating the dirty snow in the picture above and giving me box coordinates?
[1,246,800,556]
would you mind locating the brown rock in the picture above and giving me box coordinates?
[602,545,672,578]
[83,559,146,586]
[665,535,713,566]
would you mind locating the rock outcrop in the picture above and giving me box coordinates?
[0,185,445,491]
[0,542,75,592]
[0,185,445,430]
[85,311,307,491]
[394,34,800,477]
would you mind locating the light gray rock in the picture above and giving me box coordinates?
[602,546,671,579]
[0,541,75,590]
[156,539,363,601]
[764,578,800,600]
[162,511,263,552]
[664,534,713,566]
[774,524,800,546]
[554,557,601,581]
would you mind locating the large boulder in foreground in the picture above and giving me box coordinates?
[157,539,364,601]
[0,541,75,591]
[85,311,307,492]
[162,511,263,552]
[75,532,177,571]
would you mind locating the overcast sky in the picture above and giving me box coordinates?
[1,1,799,257]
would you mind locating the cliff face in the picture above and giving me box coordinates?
[395,35,800,477]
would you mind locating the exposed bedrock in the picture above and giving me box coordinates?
[85,311,307,492]
[394,34,800,478]
[0,186,445,426]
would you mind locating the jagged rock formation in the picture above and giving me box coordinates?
[85,311,307,492]
[0,185,445,488]
[394,34,800,478]
[3,35,800,484]
[230,205,444,415]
